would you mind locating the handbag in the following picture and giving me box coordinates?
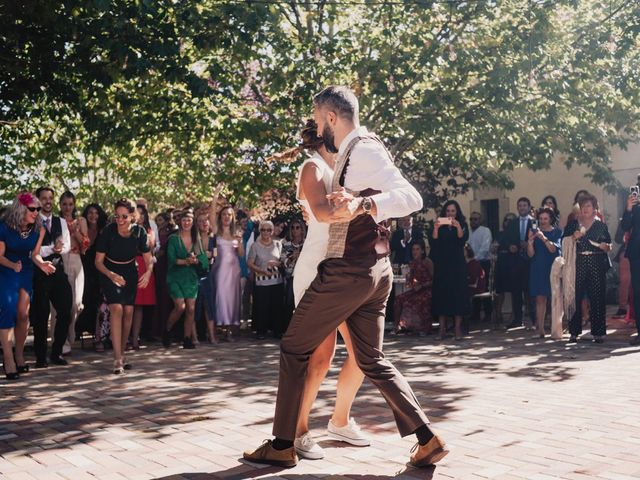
[195,236,210,277]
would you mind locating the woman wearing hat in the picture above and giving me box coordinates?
[163,208,208,349]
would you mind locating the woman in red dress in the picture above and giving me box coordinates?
[131,205,156,349]
[394,240,434,335]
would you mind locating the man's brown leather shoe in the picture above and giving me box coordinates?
[243,440,298,468]
[409,434,450,467]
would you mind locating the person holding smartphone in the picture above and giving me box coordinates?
[527,207,562,338]
[430,200,470,340]
[622,179,640,345]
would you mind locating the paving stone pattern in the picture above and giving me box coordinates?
[1,318,639,480]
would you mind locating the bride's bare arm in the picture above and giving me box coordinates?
[299,163,334,222]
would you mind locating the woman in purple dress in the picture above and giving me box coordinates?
[0,193,56,380]
[211,206,244,341]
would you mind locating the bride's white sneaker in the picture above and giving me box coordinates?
[327,418,371,447]
[294,432,324,460]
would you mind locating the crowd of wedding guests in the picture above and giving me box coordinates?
[389,190,640,347]
[1,183,639,380]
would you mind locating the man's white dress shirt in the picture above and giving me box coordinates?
[338,126,423,222]
[469,225,492,262]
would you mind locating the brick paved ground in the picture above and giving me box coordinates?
[1,315,640,480]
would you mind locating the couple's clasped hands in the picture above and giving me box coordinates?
[327,188,362,222]
[300,188,366,224]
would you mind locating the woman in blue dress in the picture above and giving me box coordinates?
[527,207,562,338]
[0,193,56,380]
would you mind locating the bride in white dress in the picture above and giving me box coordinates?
[283,120,370,460]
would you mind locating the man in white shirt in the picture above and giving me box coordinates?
[30,187,72,368]
[244,86,447,469]
[469,212,493,321]
[469,212,492,265]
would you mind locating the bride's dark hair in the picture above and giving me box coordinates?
[267,119,325,163]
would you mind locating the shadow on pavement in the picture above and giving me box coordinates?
[152,462,435,479]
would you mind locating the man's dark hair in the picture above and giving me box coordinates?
[313,86,359,122]
[35,186,55,198]
[114,197,135,214]
[516,197,531,207]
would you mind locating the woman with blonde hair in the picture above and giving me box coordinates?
[0,193,56,379]
[209,202,244,342]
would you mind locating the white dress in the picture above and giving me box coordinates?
[292,152,334,306]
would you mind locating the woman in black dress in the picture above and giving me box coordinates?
[563,193,612,343]
[430,200,470,340]
[95,199,153,374]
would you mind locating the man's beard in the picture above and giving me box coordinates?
[322,124,338,153]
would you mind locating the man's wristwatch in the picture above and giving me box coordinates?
[361,197,373,215]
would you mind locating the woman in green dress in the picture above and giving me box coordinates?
[162,208,208,349]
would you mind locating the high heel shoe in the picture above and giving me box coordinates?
[113,360,124,375]
[14,355,29,374]
[3,364,20,380]
[16,364,29,374]
[121,357,132,370]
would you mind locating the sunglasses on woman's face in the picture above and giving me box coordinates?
[114,214,129,220]
[291,225,302,230]
[27,206,42,213]
[260,229,273,233]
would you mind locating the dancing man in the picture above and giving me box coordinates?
[244,85,449,468]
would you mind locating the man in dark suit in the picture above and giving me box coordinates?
[504,197,534,329]
[621,186,640,345]
[391,216,424,265]
[30,186,73,368]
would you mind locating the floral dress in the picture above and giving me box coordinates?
[394,258,434,333]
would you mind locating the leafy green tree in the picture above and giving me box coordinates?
[1,0,638,213]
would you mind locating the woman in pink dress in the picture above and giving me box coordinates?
[210,205,244,341]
